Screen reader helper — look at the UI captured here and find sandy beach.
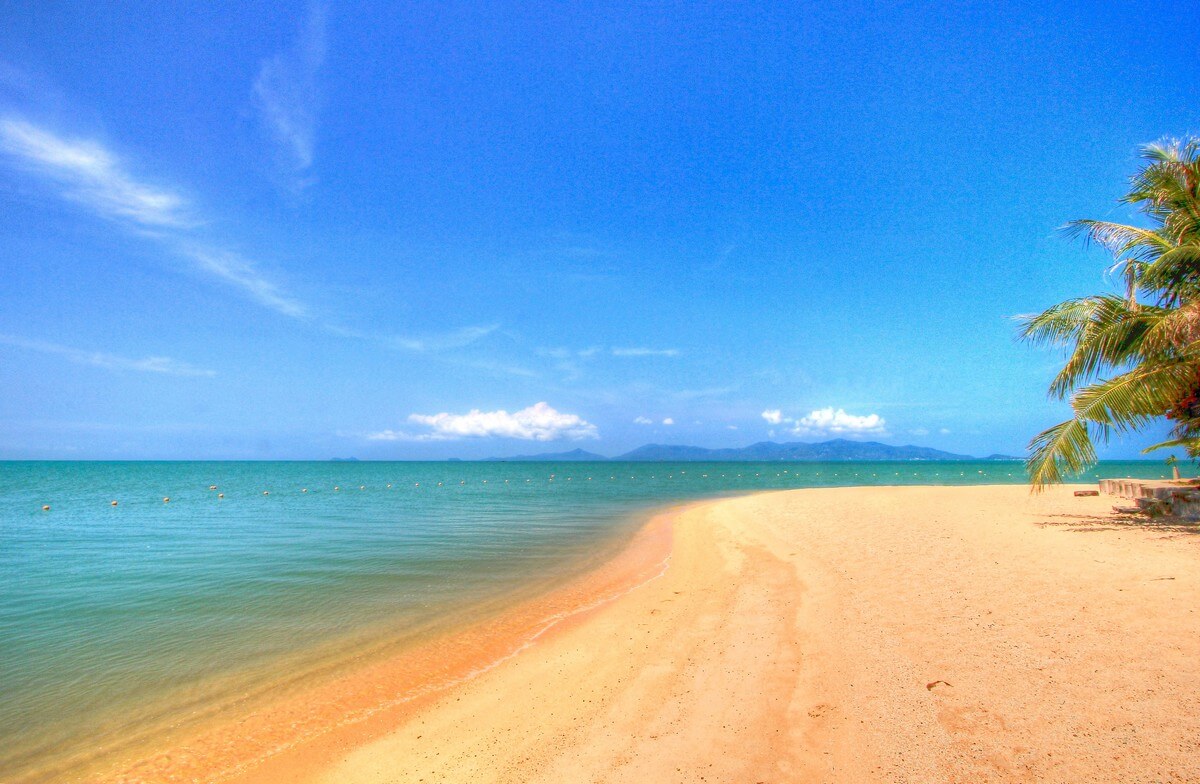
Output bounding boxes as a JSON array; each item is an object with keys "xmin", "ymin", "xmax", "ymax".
[
  {"xmin": 100, "ymin": 483, "xmax": 1200, "ymax": 784},
  {"xmin": 221, "ymin": 484, "xmax": 1200, "ymax": 784}
]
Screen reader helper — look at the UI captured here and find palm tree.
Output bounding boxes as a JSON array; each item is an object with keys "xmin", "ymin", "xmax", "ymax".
[{"xmin": 1019, "ymin": 137, "xmax": 1200, "ymax": 487}]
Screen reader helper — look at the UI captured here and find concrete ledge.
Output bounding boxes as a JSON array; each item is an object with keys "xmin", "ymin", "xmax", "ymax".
[{"xmin": 1098, "ymin": 477, "xmax": 1200, "ymax": 520}]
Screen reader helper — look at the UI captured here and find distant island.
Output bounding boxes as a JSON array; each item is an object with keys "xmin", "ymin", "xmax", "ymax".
[{"xmin": 484, "ymin": 440, "xmax": 1023, "ymax": 462}]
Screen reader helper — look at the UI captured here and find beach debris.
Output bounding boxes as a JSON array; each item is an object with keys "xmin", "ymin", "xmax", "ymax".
[
  {"xmin": 1074, "ymin": 490, "xmax": 1100, "ymax": 497},
  {"xmin": 926, "ymin": 680, "xmax": 952, "ymax": 691}
]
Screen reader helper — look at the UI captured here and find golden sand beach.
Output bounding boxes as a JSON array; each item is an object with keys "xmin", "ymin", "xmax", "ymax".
[{"xmin": 117, "ymin": 485, "xmax": 1200, "ymax": 783}]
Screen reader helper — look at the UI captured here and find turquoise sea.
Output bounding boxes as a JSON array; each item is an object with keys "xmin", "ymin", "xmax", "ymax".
[{"xmin": 0, "ymin": 459, "xmax": 1174, "ymax": 781}]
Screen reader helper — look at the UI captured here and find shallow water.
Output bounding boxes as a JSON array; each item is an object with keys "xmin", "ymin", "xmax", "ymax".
[{"xmin": 0, "ymin": 459, "xmax": 1172, "ymax": 781}]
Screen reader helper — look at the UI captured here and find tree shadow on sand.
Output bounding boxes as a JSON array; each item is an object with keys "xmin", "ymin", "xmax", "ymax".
[{"xmin": 1036, "ymin": 511, "xmax": 1200, "ymax": 538}]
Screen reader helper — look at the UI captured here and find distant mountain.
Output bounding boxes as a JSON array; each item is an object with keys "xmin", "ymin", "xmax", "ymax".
[
  {"xmin": 613, "ymin": 439, "xmax": 974, "ymax": 462},
  {"xmin": 484, "ymin": 447, "xmax": 609, "ymax": 462},
  {"xmin": 481, "ymin": 439, "xmax": 993, "ymax": 462}
]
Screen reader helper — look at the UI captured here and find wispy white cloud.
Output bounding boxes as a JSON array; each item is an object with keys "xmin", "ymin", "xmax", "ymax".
[
  {"xmin": 661, "ymin": 417, "xmax": 675, "ymax": 425},
  {"xmin": 179, "ymin": 245, "xmax": 308, "ymax": 318},
  {"xmin": 633, "ymin": 416, "xmax": 653, "ymax": 425},
  {"xmin": 611, "ymin": 347, "xmax": 680, "ymax": 357},
  {"xmin": 763, "ymin": 406, "xmax": 887, "ymax": 437},
  {"xmin": 672, "ymin": 385, "xmax": 738, "ymax": 401},
  {"xmin": 369, "ymin": 402, "xmax": 597, "ymax": 442},
  {"xmin": 0, "ymin": 116, "xmax": 312, "ymax": 319},
  {"xmin": 0, "ymin": 333, "xmax": 215, "ymax": 377},
  {"xmin": 386, "ymin": 324, "xmax": 499, "ymax": 352},
  {"xmin": 0, "ymin": 118, "xmax": 191, "ymax": 229},
  {"xmin": 542, "ymin": 346, "xmax": 680, "ymax": 360},
  {"xmin": 253, "ymin": 3, "xmax": 326, "ymax": 189}
]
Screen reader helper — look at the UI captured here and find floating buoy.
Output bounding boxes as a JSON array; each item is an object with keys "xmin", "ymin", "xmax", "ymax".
[
  {"xmin": 218, "ymin": 493, "xmax": 224, "ymax": 498},
  {"xmin": 302, "ymin": 488, "xmax": 308, "ymax": 493},
  {"xmin": 163, "ymin": 497, "xmax": 170, "ymax": 503},
  {"xmin": 263, "ymin": 491, "xmax": 270, "ymax": 496},
  {"xmin": 415, "ymin": 483, "xmax": 420, "ymax": 487},
  {"xmin": 359, "ymin": 486, "xmax": 365, "ymax": 490},
  {"xmin": 111, "ymin": 500, "xmax": 118, "ymax": 506},
  {"xmin": 209, "ymin": 485, "xmax": 217, "ymax": 490},
  {"xmin": 334, "ymin": 486, "xmax": 340, "ymax": 491},
  {"xmin": 386, "ymin": 484, "xmax": 392, "ymax": 488},
  {"xmin": 41, "ymin": 505, "xmax": 50, "ymax": 511}
]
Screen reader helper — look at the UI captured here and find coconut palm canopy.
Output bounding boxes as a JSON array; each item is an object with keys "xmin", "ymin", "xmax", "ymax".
[{"xmin": 1020, "ymin": 137, "xmax": 1200, "ymax": 487}]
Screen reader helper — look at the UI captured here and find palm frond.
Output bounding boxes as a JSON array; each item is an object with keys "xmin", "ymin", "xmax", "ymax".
[
  {"xmin": 1070, "ymin": 362, "xmax": 1197, "ymax": 430},
  {"xmin": 1141, "ymin": 244, "xmax": 1200, "ymax": 302},
  {"xmin": 1026, "ymin": 418, "xmax": 1097, "ymax": 490},
  {"xmin": 1140, "ymin": 436, "xmax": 1200, "ymax": 454},
  {"xmin": 1062, "ymin": 220, "xmax": 1171, "ymax": 261}
]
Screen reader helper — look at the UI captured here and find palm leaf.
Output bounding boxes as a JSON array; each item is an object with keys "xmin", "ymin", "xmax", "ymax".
[
  {"xmin": 1070, "ymin": 362, "xmax": 1196, "ymax": 430},
  {"xmin": 1141, "ymin": 436, "xmax": 1200, "ymax": 454},
  {"xmin": 1026, "ymin": 418, "xmax": 1097, "ymax": 489}
]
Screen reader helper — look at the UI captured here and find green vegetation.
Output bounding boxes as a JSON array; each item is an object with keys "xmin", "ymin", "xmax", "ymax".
[{"xmin": 1019, "ymin": 138, "xmax": 1200, "ymax": 487}]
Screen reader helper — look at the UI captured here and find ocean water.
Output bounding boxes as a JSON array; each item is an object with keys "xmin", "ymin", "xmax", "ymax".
[{"xmin": 0, "ymin": 459, "xmax": 1173, "ymax": 781}]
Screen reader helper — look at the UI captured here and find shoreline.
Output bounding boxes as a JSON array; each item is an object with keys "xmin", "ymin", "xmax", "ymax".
[
  {"xmin": 45, "ymin": 482, "xmax": 1200, "ymax": 782},
  {"xmin": 78, "ymin": 502, "xmax": 679, "ymax": 784},
  {"xmin": 292, "ymin": 484, "xmax": 1199, "ymax": 783}
]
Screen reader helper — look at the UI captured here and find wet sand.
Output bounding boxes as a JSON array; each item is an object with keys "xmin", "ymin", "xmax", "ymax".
[
  {"xmin": 284, "ymin": 485, "xmax": 1200, "ymax": 783},
  {"xmin": 94, "ymin": 514, "xmax": 674, "ymax": 784}
]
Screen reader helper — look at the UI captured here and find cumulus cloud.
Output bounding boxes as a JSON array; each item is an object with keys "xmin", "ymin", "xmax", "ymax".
[
  {"xmin": 662, "ymin": 417, "xmax": 675, "ymax": 425},
  {"xmin": 909, "ymin": 428, "xmax": 930, "ymax": 436},
  {"xmin": 633, "ymin": 416, "xmax": 653, "ymax": 425},
  {"xmin": 0, "ymin": 333, "xmax": 215, "ymax": 377},
  {"xmin": 796, "ymin": 407, "xmax": 885, "ymax": 435},
  {"xmin": 369, "ymin": 402, "xmax": 598, "ymax": 442},
  {"xmin": 253, "ymin": 2, "xmax": 326, "ymax": 188},
  {"xmin": 0, "ymin": 118, "xmax": 191, "ymax": 229},
  {"xmin": 761, "ymin": 406, "xmax": 887, "ymax": 437}
]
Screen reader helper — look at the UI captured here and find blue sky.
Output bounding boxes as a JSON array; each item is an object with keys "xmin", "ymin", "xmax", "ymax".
[{"xmin": 0, "ymin": 1, "xmax": 1196, "ymax": 460}]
